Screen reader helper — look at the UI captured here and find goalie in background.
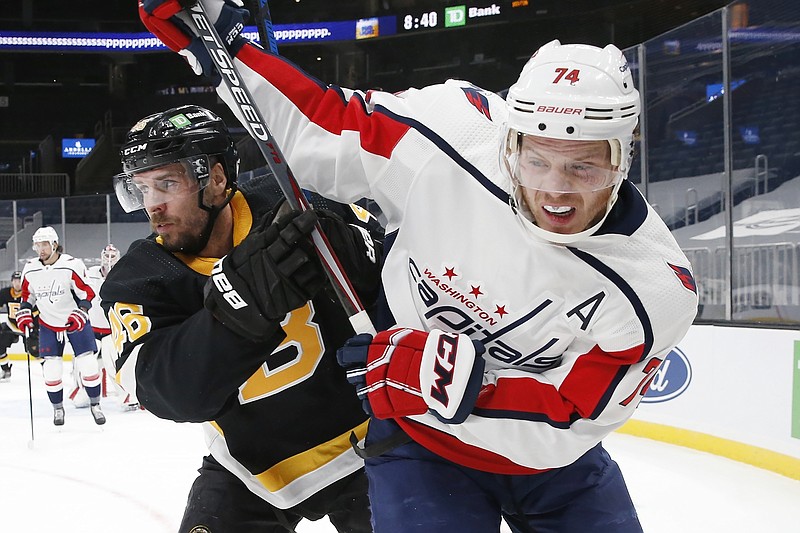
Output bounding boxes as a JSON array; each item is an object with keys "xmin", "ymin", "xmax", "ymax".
[
  {"xmin": 71, "ymin": 244, "xmax": 141, "ymax": 411},
  {"xmin": 102, "ymin": 105, "xmax": 383, "ymax": 532},
  {"xmin": 18, "ymin": 227, "xmax": 106, "ymax": 426}
]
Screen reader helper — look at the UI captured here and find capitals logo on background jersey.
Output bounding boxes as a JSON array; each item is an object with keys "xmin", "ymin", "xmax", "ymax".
[{"xmin": 462, "ymin": 87, "xmax": 492, "ymax": 120}]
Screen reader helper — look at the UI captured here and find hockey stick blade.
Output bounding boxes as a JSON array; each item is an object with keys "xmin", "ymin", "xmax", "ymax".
[{"xmin": 186, "ymin": 1, "xmax": 376, "ymax": 335}]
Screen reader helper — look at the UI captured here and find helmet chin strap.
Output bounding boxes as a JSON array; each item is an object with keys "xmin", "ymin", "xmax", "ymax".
[
  {"xmin": 195, "ymin": 184, "xmax": 238, "ymax": 254},
  {"xmin": 509, "ymin": 178, "xmax": 624, "ymax": 245}
]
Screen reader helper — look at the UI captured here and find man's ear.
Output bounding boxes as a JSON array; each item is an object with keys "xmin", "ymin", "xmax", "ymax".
[{"xmin": 207, "ymin": 162, "xmax": 228, "ymax": 198}]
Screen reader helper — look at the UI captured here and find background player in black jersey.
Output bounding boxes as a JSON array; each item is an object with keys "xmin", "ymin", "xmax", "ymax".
[
  {"xmin": 0, "ymin": 271, "xmax": 24, "ymax": 381},
  {"xmin": 0, "ymin": 271, "xmax": 40, "ymax": 382},
  {"xmin": 101, "ymin": 105, "xmax": 382, "ymax": 532}
]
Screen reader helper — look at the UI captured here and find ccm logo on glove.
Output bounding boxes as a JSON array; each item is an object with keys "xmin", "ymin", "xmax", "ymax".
[
  {"xmin": 210, "ymin": 259, "xmax": 248, "ymax": 310},
  {"xmin": 420, "ymin": 331, "xmax": 485, "ymax": 422}
]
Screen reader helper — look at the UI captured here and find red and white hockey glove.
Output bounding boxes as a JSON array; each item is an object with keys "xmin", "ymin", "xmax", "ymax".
[
  {"xmin": 337, "ymin": 328, "xmax": 486, "ymax": 424},
  {"xmin": 139, "ymin": 0, "xmax": 249, "ymax": 79},
  {"xmin": 65, "ymin": 308, "xmax": 89, "ymax": 333},
  {"xmin": 15, "ymin": 304, "xmax": 34, "ymax": 333}
]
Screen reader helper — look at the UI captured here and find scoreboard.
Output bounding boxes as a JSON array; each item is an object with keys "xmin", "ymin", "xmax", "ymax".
[
  {"xmin": 0, "ymin": 2, "xmax": 537, "ymax": 52},
  {"xmin": 399, "ymin": 3, "xmax": 515, "ymax": 33}
]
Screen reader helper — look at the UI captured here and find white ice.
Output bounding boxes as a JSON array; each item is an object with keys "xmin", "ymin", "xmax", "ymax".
[{"xmin": 1, "ymin": 361, "xmax": 799, "ymax": 533}]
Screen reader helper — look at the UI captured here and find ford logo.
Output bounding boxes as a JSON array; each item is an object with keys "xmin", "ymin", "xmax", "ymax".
[{"xmin": 641, "ymin": 347, "xmax": 692, "ymax": 403}]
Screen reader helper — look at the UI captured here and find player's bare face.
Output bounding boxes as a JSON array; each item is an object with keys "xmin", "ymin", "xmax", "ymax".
[
  {"xmin": 133, "ymin": 163, "xmax": 210, "ymax": 253},
  {"xmin": 516, "ymin": 137, "xmax": 616, "ymax": 236}
]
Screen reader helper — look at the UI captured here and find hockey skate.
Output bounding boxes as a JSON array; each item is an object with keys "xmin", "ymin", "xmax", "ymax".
[
  {"xmin": 0, "ymin": 364, "xmax": 11, "ymax": 382},
  {"xmin": 53, "ymin": 406, "xmax": 65, "ymax": 426},
  {"xmin": 90, "ymin": 404, "xmax": 106, "ymax": 425}
]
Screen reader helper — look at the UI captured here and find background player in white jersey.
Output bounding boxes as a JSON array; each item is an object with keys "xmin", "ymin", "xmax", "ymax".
[
  {"xmin": 17, "ymin": 227, "xmax": 106, "ymax": 426},
  {"xmin": 142, "ymin": 3, "xmax": 698, "ymax": 530}
]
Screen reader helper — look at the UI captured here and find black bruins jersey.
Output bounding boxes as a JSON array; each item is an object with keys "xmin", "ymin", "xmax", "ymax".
[
  {"xmin": 0, "ymin": 286, "xmax": 39, "ymax": 356},
  {"xmin": 101, "ymin": 174, "xmax": 382, "ymax": 508},
  {"xmin": 1, "ymin": 286, "xmax": 24, "ymax": 331}
]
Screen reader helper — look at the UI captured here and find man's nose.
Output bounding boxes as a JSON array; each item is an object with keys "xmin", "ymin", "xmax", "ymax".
[{"xmin": 539, "ymin": 167, "xmax": 573, "ymax": 192}]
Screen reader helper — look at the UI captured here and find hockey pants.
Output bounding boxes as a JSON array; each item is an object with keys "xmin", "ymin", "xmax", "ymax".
[
  {"xmin": 364, "ymin": 417, "xmax": 643, "ymax": 533},
  {"xmin": 179, "ymin": 455, "xmax": 372, "ymax": 533}
]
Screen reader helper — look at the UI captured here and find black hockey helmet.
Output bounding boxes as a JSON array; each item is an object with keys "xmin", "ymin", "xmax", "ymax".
[
  {"xmin": 115, "ymin": 105, "xmax": 239, "ymax": 213},
  {"xmin": 121, "ymin": 105, "xmax": 238, "ymax": 182},
  {"xmin": 11, "ymin": 271, "xmax": 21, "ymax": 280}
]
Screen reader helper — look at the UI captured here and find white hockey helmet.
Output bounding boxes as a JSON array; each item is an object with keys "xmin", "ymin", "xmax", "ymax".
[
  {"xmin": 101, "ymin": 244, "xmax": 120, "ymax": 274},
  {"xmin": 31, "ymin": 226, "xmax": 59, "ymax": 251},
  {"xmin": 502, "ymin": 40, "xmax": 640, "ymax": 243}
]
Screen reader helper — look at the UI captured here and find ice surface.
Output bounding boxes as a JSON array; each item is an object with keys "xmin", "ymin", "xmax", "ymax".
[{"xmin": 1, "ymin": 362, "xmax": 798, "ymax": 532}]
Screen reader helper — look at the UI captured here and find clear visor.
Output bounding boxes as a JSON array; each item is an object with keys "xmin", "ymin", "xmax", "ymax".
[
  {"xmin": 508, "ymin": 135, "xmax": 622, "ymax": 194},
  {"xmin": 33, "ymin": 241, "xmax": 55, "ymax": 252},
  {"xmin": 113, "ymin": 156, "xmax": 210, "ymax": 213}
]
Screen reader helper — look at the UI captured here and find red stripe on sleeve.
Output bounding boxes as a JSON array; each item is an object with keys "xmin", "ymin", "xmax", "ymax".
[
  {"xmin": 72, "ymin": 271, "xmax": 95, "ymax": 302},
  {"xmin": 558, "ymin": 344, "xmax": 644, "ymax": 418},
  {"xmin": 474, "ymin": 343, "xmax": 645, "ymax": 423},
  {"xmin": 238, "ymin": 45, "xmax": 411, "ymax": 159}
]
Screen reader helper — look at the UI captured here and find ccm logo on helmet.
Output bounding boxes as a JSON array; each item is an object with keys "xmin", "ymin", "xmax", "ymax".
[
  {"xmin": 123, "ymin": 143, "xmax": 147, "ymax": 156},
  {"xmin": 536, "ymin": 106, "xmax": 583, "ymax": 115},
  {"xmin": 211, "ymin": 259, "xmax": 248, "ymax": 310}
]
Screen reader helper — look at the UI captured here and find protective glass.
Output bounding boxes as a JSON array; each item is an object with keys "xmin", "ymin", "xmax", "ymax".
[
  {"xmin": 509, "ymin": 135, "xmax": 622, "ymax": 194},
  {"xmin": 113, "ymin": 156, "xmax": 210, "ymax": 213}
]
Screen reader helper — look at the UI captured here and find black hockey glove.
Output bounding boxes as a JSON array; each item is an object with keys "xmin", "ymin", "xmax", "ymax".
[
  {"xmin": 315, "ymin": 209, "xmax": 382, "ymax": 306},
  {"xmin": 204, "ymin": 208, "xmax": 327, "ymax": 342}
]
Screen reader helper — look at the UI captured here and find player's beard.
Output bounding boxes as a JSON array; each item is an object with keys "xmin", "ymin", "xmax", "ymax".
[{"xmin": 150, "ymin": 209, "xmax": 212, "ymax": 255}]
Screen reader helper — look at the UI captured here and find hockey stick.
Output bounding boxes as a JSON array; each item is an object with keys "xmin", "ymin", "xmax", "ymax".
[
  {"xmin": 24, "ymin": 328, "xmax": 34, "ymax": 448},
  {"xmin": 186, "ymin": 1, "xmax": 376, "ymax": 335},
  {"xmin": 247, "ymin": 0, "xmax": 278, "ymax": 54}
]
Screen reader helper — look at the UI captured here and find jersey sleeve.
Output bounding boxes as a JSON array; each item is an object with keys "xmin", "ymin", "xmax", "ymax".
[
  {"xmin": 100, "ymin": 242, "xmax": 287, "ymax": 423},
  {"xmin": 20, "ymin": 265, "xmax": 35, "ymax": 307},
  {"xmin": 69, "ymin": 258, "xmax": 95, "ymax": 306},
  {"xmin": 224, "ymin": 43, "xmax": 444, "ymax": 231}
]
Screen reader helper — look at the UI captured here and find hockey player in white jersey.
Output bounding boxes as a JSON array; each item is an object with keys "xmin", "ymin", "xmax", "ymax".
[
  {"xmin": 17, "ymin": 227, "xmax": 106, "ymax": 426},
  {"xmin": 141, "ymin": 3, "xmax": 698, "ymax": 530}
]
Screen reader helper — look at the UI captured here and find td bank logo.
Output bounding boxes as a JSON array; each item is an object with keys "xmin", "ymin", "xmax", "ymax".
[{"xmin": 445, "ymin": 5, "xmax": 466, "ymax": 27}]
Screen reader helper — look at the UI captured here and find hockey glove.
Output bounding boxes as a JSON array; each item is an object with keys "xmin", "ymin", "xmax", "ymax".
[
  {"xmin": 315, "ymin": 209, "xmax": 381, "ymax": 306},
  {"xmin": 337, "ymin": 328, "xmax": 486, "ymax": 424},
  {"xmin": 204, "ymin": 209, "xmax": 327, "ymax": 342},
  {"xmin": 15, "ymin": 304, "xmax": 34, "ymax": 334},
  {"xmin": 65, "ymin": 308, "xmax": 90, "ymax": 333},
  {"xmin": 139, "ymin": 0, "xmax": 249, "ymax": 79}
]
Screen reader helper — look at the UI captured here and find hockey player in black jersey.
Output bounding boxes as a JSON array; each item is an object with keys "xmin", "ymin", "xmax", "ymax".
[
  {"xmin": 0, "ymin": 271, "xmax": 40, "ymax": 381},
  {"xmin": 102, "ymin": 105, "xmax": 382, "ymax": 532}
]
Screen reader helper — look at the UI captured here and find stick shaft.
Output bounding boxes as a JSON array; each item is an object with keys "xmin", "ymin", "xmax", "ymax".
[
  {"xmin": 24, "ymin": 329, "xmax": 34, "ymax": 443},
  {"xmin": 188, "ymin": 2, "xmax": 376, "ymax": 335}
]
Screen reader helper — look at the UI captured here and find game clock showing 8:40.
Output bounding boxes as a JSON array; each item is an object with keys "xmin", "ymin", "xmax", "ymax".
[{"xmin": 401, "ymin": 11, "xmax": 440, "ymax": 31}]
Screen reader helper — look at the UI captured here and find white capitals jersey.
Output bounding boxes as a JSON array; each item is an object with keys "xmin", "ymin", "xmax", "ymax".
[
  {"xmin": 86, "ymin": 265, "xmax": 110, "ymax": 334},
  {"xmin": 224, "ymin": 44, "xmax": 699, "ymax": 474},
  {"xmin": 21, "ymin": 253, "xmax": 95, "ymax": 331}
]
